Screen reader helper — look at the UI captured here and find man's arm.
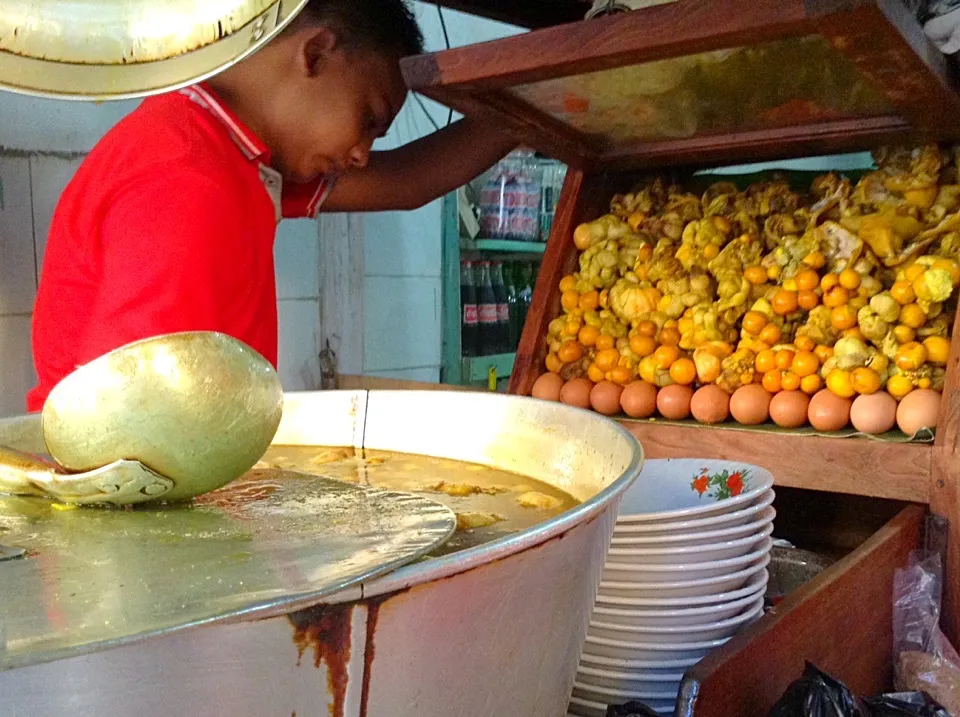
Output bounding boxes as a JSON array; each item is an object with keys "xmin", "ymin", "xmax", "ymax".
[{"xmin": 321, "ymin": 116, "xmax": 517, "ymax": 213}]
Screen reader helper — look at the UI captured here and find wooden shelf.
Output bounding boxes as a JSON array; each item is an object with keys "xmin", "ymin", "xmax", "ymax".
[
  {"xmin": 403, "ymin": 0, "xmax": 960, "ymax": 171},
  {"xmin": 619, "ymin": 420, "xmax": 932, "ymax": 503},
  {"xmin": 461, "ymin": 352, "xmax": 516, "ymax": 383},
  {"xmin": 461, "ymin": 238, "xmax": 547, "ymax": 255}
]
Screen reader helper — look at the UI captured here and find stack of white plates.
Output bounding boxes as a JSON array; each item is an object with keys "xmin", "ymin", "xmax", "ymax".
[{"xmin": 570, "ymin": 459, "xmax": 775, "ymax": 717}]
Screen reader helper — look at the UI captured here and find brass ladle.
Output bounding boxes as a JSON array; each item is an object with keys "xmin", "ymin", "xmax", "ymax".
[{"xmin": 0, "ymin": 332, "xmax": 284, "ymax": 507}]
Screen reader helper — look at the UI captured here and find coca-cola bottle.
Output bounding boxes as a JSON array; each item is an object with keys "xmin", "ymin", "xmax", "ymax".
[
  {"xmin": 491, "ymin": 261, "xmax": 511, "ymax": 353},
  {"xmin": 504, "ymin": 262, "xmax": 521, "ymax": 349},
  {"xmin": 518, "ymin": 262, "xmax": 535, "ymax": 330},
  {"xmin": 460, "ymin": 261, "xmax": 479, "ymax": 357},
  {"xmin": 476, "ymin": 261, "xmax": 499, "ymax": 356}
]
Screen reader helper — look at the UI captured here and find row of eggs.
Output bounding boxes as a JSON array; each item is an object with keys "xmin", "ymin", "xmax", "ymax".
[{"xmin": 531, "ymin": 373, "xmax": 940, "ymax": 437}]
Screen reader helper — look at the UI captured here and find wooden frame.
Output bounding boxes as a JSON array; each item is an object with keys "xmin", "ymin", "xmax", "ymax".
[
  {"xmin": 403, "ymin": 0, "xmax": 960, "ymax": 172},
  {"xmin": 505, "ymin": 162, "xmax": 960, "ymax": 644}
]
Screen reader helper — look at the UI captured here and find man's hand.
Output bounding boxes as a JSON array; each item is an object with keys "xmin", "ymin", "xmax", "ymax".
[{"xmin": 321, "ymin": 115, "xmax": 518, "ymax": 212}]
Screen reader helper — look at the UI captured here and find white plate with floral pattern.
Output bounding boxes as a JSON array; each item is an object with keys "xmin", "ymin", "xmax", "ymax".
[{"xmin": 616, "ymin": 459, "xmax": 774, "ymax": 524}]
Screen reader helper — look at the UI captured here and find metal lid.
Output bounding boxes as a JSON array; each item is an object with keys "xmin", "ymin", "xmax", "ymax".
[
  {"xmin": 0, "ymin": 0, "xmax": 309, "ymax": 100},
  {"xmin": 0, "ymin": 468, "xmax": 456, "ymax": 671}
]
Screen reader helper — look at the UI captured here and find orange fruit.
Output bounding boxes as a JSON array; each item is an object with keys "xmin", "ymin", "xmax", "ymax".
[
  {"xmin": 851, "ymin": 367, "xmax": 881, "ymax": 395},
  {"xmin": 563, "ymin": 319, "xmax": 581, "ymax": 337},
  {"xmin": 803, "ymin": 252, "xmax": 827, "ymax": 270},
  {"xmin": 795, "ymin": 269, "xmax": 820, "ymax": 292},
  {"xmin": 775, "ymin": 349, "xmax": 796, "ymax": 371},
  {"xmin": 820, "ymin": 273, "xmax": 840, "ymax": 292},
  {"xmin": 758, "ymin": 323, "xmax": 782, "ymax": 347},
  {"xmin": 923, "ymin": 336, "xmax": 951, "ymax": 364},
  {"xmin": 826, "ymin": 369, "xmax": 856, "ymax": 399},
  {"xmin": 843, "ymin": 327, "xmax": 866, "ymax": 342},
  {"xmin": 838, "ymin": 269, "xmax": 861, "ymax": 290},
  {"xmin": 558, "ymin": 340, "xmax": 584, "ymax": 364},
  {"xmin": 744, "ymin": 266, "xmax": 768, "ymax": 285},
  {"xmin": 669, "ymin": 358, "xmax": 697, "ymax": 385},
  {"xmin": 636, "ymin": 320, "xmax": 658, "ymax": 337},
  {"xmin": 559, "ymin": 275, "xmax": 577, "ymax": 293},
  {"xmin": 587, "ymin": 363, "xmax": 605, "ymax": 383},
  {"xmin": 822, "ymin": 286, "xmax": 850, "ymax": 308},
  {"xmin": 608, "ymin": 366, "xmax": 633, "ymax": 385},
  {"xmin": 900, "ymin": 303, "xmax": 926, "ymax": 329},
  {"xmin": 792, "ymin": 350, "xmax": 819, "ymax": 378},
  {"xmin": 703, "ymin": 244, "xmax": 720, "ymax": 261},
  {"xmin": 904, "ymin": 263, "xmax": 926, "ymax": 282},
  {"xmin": 814, "ymin": 345, "xmax": 834, "ymax": 364},
  {"xmin": 653, "ymin": 345, "xmax": 681, "ymax": 370},
  {"xmin": 798, "ymin": 290, "xmax": 819, "ymax": 311},
  {"xmin": 636, "ymin": 243, "xmax": 653, "ymax": 261},
  {"xmin": 579, "ymin": 290, "xmax": 600, "ymax": 311},
  {"xmin": 830, "ymin": 305, "xmax": 857, "ymax": 331},
  {"xmin": 578, "ymin": 325, "xmax": 601, "ymax": 348},
  {"xmin": 742, "ymin": 311, "xmax": 768, "ymax": 336},
  {"xmin": 659, "ymin": 327, "xmax": 681, "ymax": 347},
  {"xmin": 629, "ymin": 334, "xmax": 657, "ymax": 358},
  {"xmin": 781, "ymin": 372, "xmax": 801, "ymax": 392},
  {"xmin": 890, "ymin": 280, "xmax": 916, "ymax": 305},
  {"xmin": 887, "ymin": 374, "xmax": 914, "ymax": 400},
  {"xmin": 893, "ymin": 324, "xmax": 916, "ymax": 344},
  {"xmin": 772, "ymin": 290, "xmax": 799, "ymax": 316},
  {"xmin": 896, "ymin": 342, "xmax": 928, "ymax": 371},
  {"xmin": 795, "ymin": 335, "xmax": 816, "ymax": 352},
  {"xmin": 800, "ymin": 374, "xmax": 823, "ymax": 395},
  {"xmin": 561, "ymin": 290, "xmax": 580, "ymax": 312},
  {"xmin": 767, "ymin": 265, "xmax": 782, "ymax": 281},
  {"xmin": 596, "ymin": 335, "xmax": 616, "ymax": 351},
  {"xmin": 762, "ymin": 369, "xmax": 783, "ymax": 393},
  {"xmin": 545, "ymin": 352, "xmax": 563, "ymax": 374},
  {"xmin": 595, "ymin": 348, "xmax": 621, "ymax": 372},
  {"xmin": 755, "ymin": 349, "xmax": 778, "ymax": 374},
  {"xmin": 573, "ymin": 224, "xmax": 593, "ymax": 250}
]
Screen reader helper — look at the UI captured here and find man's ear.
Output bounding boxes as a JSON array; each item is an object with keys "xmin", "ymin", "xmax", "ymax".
[{"xmin": 301, "ymin": 26, "xmax": 338, "ymax": 77}]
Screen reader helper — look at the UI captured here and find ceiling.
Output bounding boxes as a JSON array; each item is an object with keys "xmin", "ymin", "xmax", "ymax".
[{"xmin": 432, "ymin": 0, "xmax": 589, "ymax": 29}]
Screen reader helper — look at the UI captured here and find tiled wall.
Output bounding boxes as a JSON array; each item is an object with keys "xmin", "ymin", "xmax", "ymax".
[
  {"xmin": 361, "ymin": 5, "xmax": 523, "ymax": 382},
  {"xmin": 0, "ymin": 153, "xmax": 323, "ymax": 416}
]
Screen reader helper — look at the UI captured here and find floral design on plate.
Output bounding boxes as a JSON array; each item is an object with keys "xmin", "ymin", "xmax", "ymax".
[{"xmin": 691, "ymin": 466, "xmax": 749, "ymax": 501}]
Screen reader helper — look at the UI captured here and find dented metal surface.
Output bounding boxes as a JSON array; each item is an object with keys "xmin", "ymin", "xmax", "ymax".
[
  {"xmin": 0, "ymin": 0, "xmax": 310, "ymax": 100},
  {"xmin": 0, "ymin": 390, "xmax": 643, "ymax": 717}
]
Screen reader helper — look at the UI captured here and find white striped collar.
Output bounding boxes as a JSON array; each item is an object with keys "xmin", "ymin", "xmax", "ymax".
[{"xmin": 178, "ymin": 83, "xmax": 268, "ymax": 162}]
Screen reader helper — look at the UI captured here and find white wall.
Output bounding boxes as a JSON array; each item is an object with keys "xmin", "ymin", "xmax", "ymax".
[
  {"xmin": 360, "ymin": 4, "xmax": 523, "ymax": 382},
  {"xmin": 0, "ymin": 151, "xmax": 323, "ymax": 415}
]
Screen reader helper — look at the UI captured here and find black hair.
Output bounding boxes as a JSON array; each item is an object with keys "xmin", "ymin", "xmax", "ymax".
[{"xmin": 292, "ymin": 0, "xmax": 425, "ymax": 58}]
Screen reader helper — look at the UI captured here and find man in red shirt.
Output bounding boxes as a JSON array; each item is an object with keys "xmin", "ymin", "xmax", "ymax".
[{"xmin": 28, "ymin": 0, "xmax": 516, "ymax": 411}]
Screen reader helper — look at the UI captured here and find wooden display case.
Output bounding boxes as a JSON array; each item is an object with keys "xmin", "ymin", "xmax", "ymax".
[{"xmin": 403, "ymin": 1, "xmax": 960, "ymax": 713}]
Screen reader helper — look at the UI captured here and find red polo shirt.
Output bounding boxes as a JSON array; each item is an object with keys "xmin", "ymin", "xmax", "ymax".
[{"xmin": 27, "ymin": 83, "xmax": 333, "ymax": 412}]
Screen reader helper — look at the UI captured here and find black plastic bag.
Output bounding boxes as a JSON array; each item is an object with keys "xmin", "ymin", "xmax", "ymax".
[
  {"xmin": 607, "ymin": 702, "xmax": 662, "ymax": 717},
  {"xmin": 864, "ymin": 692, "xmax": 952, "ymax": 717},
  {"xmin": 767, "ymin": 663, "xmax": 868, "ymax": 717}
]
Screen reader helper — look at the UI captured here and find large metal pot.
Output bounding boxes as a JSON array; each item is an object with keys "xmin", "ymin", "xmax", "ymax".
[
  {"xmin": 0, "ymin": 0, "xmax": 309, "ymax": 100},
  {"xmin": 0, "ymin": 390, "xmax": 643, "ymax": 717}
]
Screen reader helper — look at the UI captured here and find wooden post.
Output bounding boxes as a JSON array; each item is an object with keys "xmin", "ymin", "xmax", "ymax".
[
  {"xmin": 319, "ymin": 213, "xmax": 365, "ymax": 383},
  {"xmin": 931, "ymin": 299, "xmax": 960, "ymax": 645}
]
